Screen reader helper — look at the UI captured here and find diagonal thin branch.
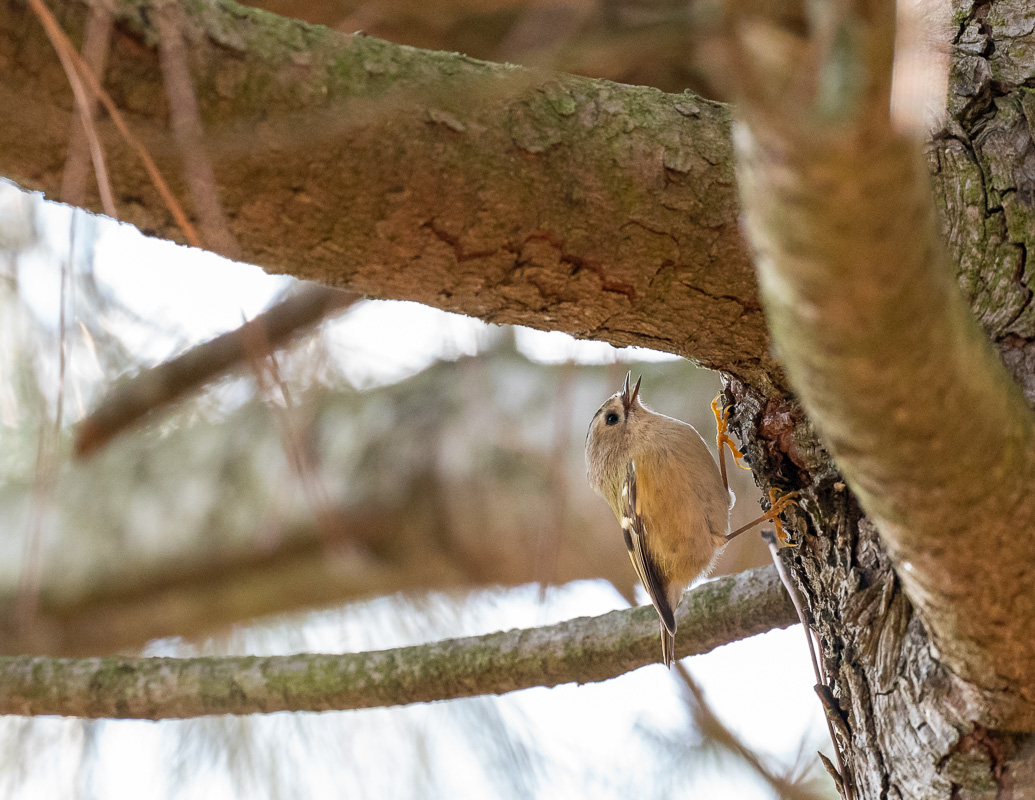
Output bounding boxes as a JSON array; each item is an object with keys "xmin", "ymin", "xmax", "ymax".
[
  {"xmin": 58, "ymin": 1, "xmax": 112, "ymax": 208},
  {"xmin": 154, "ymin": 0, "xmax": 240, "ymax": 258},
  {"xmin": 0, "ymin": 566, "xmax": 795, "ymax": 719},
  {"xmin": 28, "ymin": 0, "xmax": 116, "ymax": 217},
  {"xmin": 673, "ymin": 661, "xmax": 824, "ymax": 800},
  {"xmin": 26, "ymin": 0, "xmax": 201, "ymax": 245},
  {"xmin": 73, "ymin": 284, "xmax": 356, "ymax": 457}
]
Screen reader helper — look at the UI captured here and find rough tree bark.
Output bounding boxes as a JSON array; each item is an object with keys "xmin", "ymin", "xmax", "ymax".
[
  {"xmin": 3, "ymin": 0, "xmax": 1035, "ymax": 796},
  {"xmin": 717, "ymin": 0, "xmax": 1035, "ymax": 796},
  {"xmin": 1, "ymin": 0, "xmax": 767, "ymax": 388}
]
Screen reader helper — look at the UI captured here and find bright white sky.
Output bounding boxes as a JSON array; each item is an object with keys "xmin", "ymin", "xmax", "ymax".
[{"xmin": 2, "ymin": 183, "xmax": 831, "ymax": 800}]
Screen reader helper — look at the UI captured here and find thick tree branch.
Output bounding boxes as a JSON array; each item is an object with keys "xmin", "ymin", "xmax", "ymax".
[
  {"xmin": 1, "ymin": 0, "xmax": 774, "ymax": 388},
  {"xmin": 722, "ymin": 0, "xmax": 1035, "ymax": 723},
  {"xmin": 4, "ymin": 0, "xmax": 1033, "ymax": 396},
  {"xmin": 0, "ymin": 566, "xmax": 794, "ymax": 719}
]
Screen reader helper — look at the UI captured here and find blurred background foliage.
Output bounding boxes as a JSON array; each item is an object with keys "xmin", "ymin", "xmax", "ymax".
[
  {"xmin": 240, "ymin": 0, "xmax": 718, "ymax": 98},
  {"xmin": 0, "ymin": 0, "xmax": 836, "ymax": 794},
  {"xmin": 0, "ymin": 188, "xmax": 767, "ymax": 655},
  {"xmin": 0, "ymin": 177, "xmax": 831, "ymax": 800}
]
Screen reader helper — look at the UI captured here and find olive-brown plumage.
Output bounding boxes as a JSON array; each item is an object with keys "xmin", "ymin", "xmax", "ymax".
[{"xmin": 585, "ymin": 373, "xmax": 732, "ymax": 667}]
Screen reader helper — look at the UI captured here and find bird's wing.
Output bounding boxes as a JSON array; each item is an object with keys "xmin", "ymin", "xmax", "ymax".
[{"xmin": 621, "ymin": 460, "xmax": 676, "ymax": 638}]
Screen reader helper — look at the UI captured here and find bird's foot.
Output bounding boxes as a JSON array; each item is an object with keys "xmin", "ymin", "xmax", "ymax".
[
  {"xmin": 768, "ymin": 488, "xmax": 800, "ymax": 547},
  {"xmin": 711, "ymin": 396, "xmax": 751, "ymax": 471}
]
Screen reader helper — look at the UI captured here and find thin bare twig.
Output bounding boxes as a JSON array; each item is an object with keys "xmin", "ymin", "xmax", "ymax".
[
  {"xmin": 28, "ymin": 0, "xmax": 200, "ymax": 246},
  {"xmin": 673, "ymin": 660, "xmax": 825, "ymax": 800},
  {"xmin": 74, "ymin": 284, "xmax": 357, "ymax": 457},
  {"xmin": 29, "ymin": 0, "xmax": 116, "ymax": 217},
  {"xmin": 765, "ymin": 532, "xmax": 853, "ymax": 800},
  {"xmin": 155, "ymin": 0, "xmax": 240, "ymax": 258},
  {"xmin": 59, "ymin": 2, "xmax": 113, "ymax": 208}
]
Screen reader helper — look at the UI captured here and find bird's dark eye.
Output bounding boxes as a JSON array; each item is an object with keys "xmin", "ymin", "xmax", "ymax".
[{"xmin": 605, "ymin": 412, "xmax": 620, "ymax": 426}]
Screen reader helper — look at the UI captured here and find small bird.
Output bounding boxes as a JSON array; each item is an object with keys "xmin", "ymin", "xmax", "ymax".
[{"xmin": 585, "ymin": 372, "xmax": 795, "ymax": 667}]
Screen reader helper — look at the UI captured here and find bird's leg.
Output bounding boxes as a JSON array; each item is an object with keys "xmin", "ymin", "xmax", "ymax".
[
  {"xmin": 711, "ymin": 396, "xmax": 798, "ymax": 544},
  {"xmin": 711, "ymin": 395, "xmax": 752, "ymax": 493},
  {"xmin": 725, "ymin": 488, "xmax": 800, "ymax": 545}
]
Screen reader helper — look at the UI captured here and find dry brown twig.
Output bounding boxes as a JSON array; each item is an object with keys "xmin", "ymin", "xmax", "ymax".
[
  {"xmin": 673, "ymin": 659, "xmax": 827, "ymax": 800},
  {"xmin": 59, "ymin": 1, "xmax": 113, "ymax": 208},
  {"xmin": 28, "ymin": 0, "xmax": 200, "ymax": 245},
  {"xmin": 74, "ymin": 285, "xmax": 357, "ymax": 457},
  {"xmin": 154, "ymin": 0, "xmax": 241, "ymax": 259},
  {"xmin": 14, "ymin": 218, "xmax": 75, "ymax": 635},
  {"xmin": 29, "ymin": 0, "xmax": 116, "ymax": 217},
  {"xmin": 765, "ymin": 532, "xmax": 854, "ymax": 799}
]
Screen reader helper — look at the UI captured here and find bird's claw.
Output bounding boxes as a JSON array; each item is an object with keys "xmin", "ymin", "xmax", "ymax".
[
  {"xmin": 711, "ymin": 396, "xmax": 751, "ymax": 471},
  {"xmin": 768, "ymin": 488, "xmax": 800, "ymax": 547}
]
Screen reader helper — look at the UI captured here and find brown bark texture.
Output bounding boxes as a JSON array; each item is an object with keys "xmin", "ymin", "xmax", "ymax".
[
  {"xmin": 715, "ymin": 0, "xmax": 1035, "ymax": 797},
  {"xmin": 0, "ymin": 0, "xmax": 772, "ymax": 387}
]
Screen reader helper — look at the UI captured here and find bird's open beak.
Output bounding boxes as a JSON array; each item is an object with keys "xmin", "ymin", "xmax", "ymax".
[{"xmin": 621, "ymin": 371, "xmax": 642, "ymax": 412}]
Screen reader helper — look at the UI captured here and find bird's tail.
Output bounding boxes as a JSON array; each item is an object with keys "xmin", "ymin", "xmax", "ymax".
[{"xmin": 660, "ymin": 621, "xmax": 675, "ymax": 668}]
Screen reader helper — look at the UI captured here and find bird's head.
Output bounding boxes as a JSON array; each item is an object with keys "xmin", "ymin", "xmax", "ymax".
[{"xmin": 585, "ymin": 372, "xmax": 644, "ymax": 482}]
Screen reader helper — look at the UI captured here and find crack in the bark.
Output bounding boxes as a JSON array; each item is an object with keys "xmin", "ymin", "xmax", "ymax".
[
  {"xmin": 518, "ymin": 229, "xmax": 637, "ymax": 301},
  {"xmin": 619, "ymin": 217, "xmax": 680, "ymax": 245},
  {"xmin": 1004, "ymin": 241, "xmax": 1032, "ymax": 331},
  {"xmin": 680, "ymin": 280, "xmax": 763, "ymax": 317},
  {"xmin": 419, "ymin": 222, "xmax": 637, "ymax": 304},
  {"xmin": 421, "ymin": 219, "xmax": 499, "ymax": 263}
]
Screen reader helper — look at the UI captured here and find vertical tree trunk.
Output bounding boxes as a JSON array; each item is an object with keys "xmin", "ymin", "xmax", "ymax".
[
  {"xmin": 723, "ymin": 7, "xmax": 1035, "ymax": 783},
  {"xmin": 730, "ymin": 381, "xmax": 1035, "ymax": 798}
]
